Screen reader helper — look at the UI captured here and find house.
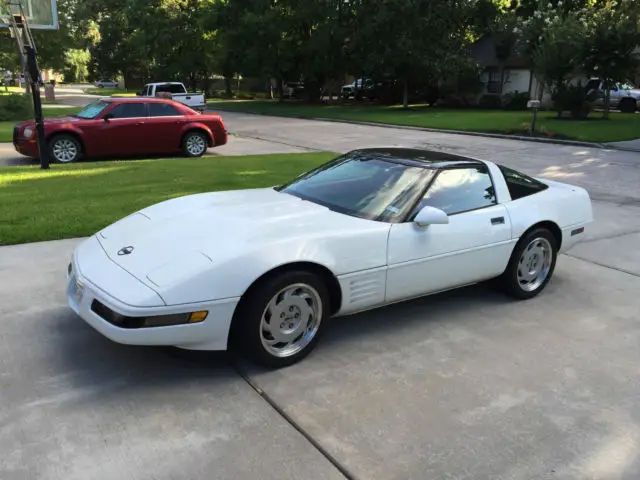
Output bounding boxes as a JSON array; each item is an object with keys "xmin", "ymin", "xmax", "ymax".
[{"xmin": 469, "ymin": 34, "xmax": 540, "ymax": 98}]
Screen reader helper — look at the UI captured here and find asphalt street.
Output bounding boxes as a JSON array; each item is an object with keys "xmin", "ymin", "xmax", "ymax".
[{"xmin": 2, "ymin": 110, "xmax": 640, "ymax": 479}]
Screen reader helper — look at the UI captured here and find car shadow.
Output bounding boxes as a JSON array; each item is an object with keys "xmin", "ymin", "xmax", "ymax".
[
  {"xmin": 50, "ymin": 277, "xmax": 564, "ymax": 385},
  {"xmin": 48, "ymin": 307, "xmax": 236, "ymax": 396}
]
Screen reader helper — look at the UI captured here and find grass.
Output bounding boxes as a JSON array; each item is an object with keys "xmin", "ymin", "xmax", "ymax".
[
  {"xmin": 0, "ymin": 107, "xmax": 82, "ymax": 142},
  {"xmin": 0, "ymin": 152, "xmax": 335, "ymax": 246},
  {"xmin": 207, "ymin": 101, "xmax": 640, "ymax": 143},
  {"xmin": 85, "ymin": 87, "xmax": 137, "ymax": 97},
  {"xmin": 0, "ymin": 86, "xmax": 25, "ymax": 95}
]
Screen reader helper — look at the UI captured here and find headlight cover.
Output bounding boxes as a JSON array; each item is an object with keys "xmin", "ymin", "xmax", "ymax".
[{"xmin": 23, "ymin": 127, "xmax": 34, "ymax": 138}]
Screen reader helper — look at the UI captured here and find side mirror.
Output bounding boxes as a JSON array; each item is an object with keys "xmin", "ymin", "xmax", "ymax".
[
  {"xmin": 102, "ymin": 113, "xmax": 114, "ymax": 122},
  {"xmin": 136, "ymin": 91, "xmax": 142, "ymax": 96},
  {"xmin": 413, "ymin": 206, "xmax": 449, "ymax": 227}
]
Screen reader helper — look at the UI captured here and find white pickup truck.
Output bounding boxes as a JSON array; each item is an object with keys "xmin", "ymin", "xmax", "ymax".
[
  {"xmin": 585, "ymin": 78, "xmax": 640, "ymax": 113},
  {"xmin": 138, "ymin": 82, "xmax": 206, "ymax": 111}
]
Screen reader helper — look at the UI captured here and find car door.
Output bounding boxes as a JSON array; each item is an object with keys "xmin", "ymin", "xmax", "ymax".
[
  {"xmin": 140, "ymin": 102, "xmax": 186, "ymax": 154},
  {"xmin": 385, "ymin": 165, "xmax": 513, "ymax": 303},
  {"xmin": 97, "ymin": 102, "xmax": 149, "ymax": 156}
]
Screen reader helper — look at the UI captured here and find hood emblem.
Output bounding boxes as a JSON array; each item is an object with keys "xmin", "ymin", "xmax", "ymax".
[{"xmin": 118, "ymin": 246, "xmax": 134, "ymax": 256}]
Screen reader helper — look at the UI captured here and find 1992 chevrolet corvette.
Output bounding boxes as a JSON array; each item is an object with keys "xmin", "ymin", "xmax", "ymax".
[{"xmin": 67, "ymin": 148, "xmax": 593, "ymax": 367}]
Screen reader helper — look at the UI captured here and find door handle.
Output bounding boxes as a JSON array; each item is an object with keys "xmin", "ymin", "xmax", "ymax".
[
  {"xmin": 491, "ymin": 216, "xmax": 505, "ymax": 225},
  {"xmin": 186, "ymin": 96, "xmax": 191, "ymax": 100},
  {"xmin": 135, "ymin": 122, "xmax": 145, "ymax": 125}
]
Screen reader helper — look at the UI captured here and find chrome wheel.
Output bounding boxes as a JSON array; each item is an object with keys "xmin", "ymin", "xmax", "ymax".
[
  {"xmin": 517, "ymin": 237, "xmax": 553, "ymax": 292},
  {"xmin": 185, "ymin": 134, "xmax": 207, "ymax": 156},
  {"xmin": 52, "ymin": 139, "xmax": 78, "ymax": 163},
  {"xmin": 259, "ymin": 283, "xmax": 323, "ymax": 358}
]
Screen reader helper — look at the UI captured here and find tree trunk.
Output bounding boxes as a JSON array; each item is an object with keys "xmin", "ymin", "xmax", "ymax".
[
  {"xmin": 402, "ymin": 79, "xmax": 409, "ymax": 109},
  {"xmin": 224, "ymin": 75, "xmax": 233, "ymax": 98},
  {"xmin": 603, "ymin": 87, "xmax": 610, "ymax": 120},
  {"xmin": 202, "ymin": 72, "xmax": 210, "ymax": 97},
  {"xmin": 277, "ymin": 76, "xmax": 284, "ymax": 102}
]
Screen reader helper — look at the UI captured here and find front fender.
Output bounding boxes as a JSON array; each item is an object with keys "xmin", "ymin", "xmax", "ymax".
[
  {"xmin": 45, "ymin": 126, "xmax": 86, "ymax": 149},
  {"xmin": 157, "ymin": 233, "xmax": 389, "ymax": 306}
]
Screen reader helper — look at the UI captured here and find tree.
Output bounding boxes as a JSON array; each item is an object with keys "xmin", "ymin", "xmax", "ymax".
[
  {"xmin": 581, "ymin": 0, "xmax": 640, "ymax": 117},
  {"xmin": 351, "ymin": 0, "xmax": 472, "ymax": 108}
]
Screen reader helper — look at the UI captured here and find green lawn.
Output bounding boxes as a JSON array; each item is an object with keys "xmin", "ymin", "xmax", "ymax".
[
  {"xmin": 85, "ymin": 87, "xmax": 137, "ymax": 97},
  {"xmin": 0, "ymin": 107, "xmax": 82, "ymax": 142},
  {"xmin": 208, "ymin": 101, "xmax": 640, "ymax": 143},
  {"xmin": 0, "ymin": 152, "xmax": 335, "ymax": 246},
  {"xmin": 0, "ymin": 86, "xmax": 25, "ymax": 95}
]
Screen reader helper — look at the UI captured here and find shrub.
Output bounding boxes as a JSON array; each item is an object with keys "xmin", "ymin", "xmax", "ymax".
[
  {"xmin": 478, "ymin": 94, "xmax": 502, "ymax": 109},
  {"xmin": 551, "ymin": 83, "xmax": 596, "ymax": 120},
  {"xmin": 502, "ymin": 91, "xmax": 530, "ymax": 111},
  {"xmin": 0, "ymin": 94, "xmax": 33, "ymax": 121}
]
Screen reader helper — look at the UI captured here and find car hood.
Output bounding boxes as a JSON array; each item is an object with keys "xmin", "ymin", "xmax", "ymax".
[
  {"xmin": 16, "ymin": 116, "xmax": 81, "ymax": 129},
  {"xmin": 96, "ymin": 187, "xmax": 386, "ymax": 290}
]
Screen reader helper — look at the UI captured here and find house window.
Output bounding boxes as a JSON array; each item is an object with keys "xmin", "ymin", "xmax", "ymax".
[{"xmin": 486, "ymin": 69, "xmax": 501, "ymax": 94}]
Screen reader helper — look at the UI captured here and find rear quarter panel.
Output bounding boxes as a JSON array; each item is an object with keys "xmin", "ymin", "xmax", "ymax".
[{"xmin": 504, "ymin": 180, "xmax": 593, "ymax": 253}]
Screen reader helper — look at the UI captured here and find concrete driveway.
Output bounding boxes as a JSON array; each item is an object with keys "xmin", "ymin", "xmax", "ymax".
[{"xmin": 2, "ymin": 114, "xmax": 640, "ymax": 479}]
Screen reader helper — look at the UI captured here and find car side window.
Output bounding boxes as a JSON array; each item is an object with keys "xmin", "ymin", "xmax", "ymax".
[
  {"xmin": 148, "ymin": 103, "xmax": 181, "ymax": 117},
  {"xmin": 499, "ymin": 165, "xmax": 548, "ymax": 200},
  {"xmin": 108, "ymin": 103, "xmax": 147, "ymax": 119},
  {"xmin": 415, "ymin": 166, "xmax": 496, "ymax": 216},
  {"xmin": 169, "ymin": 84, "xmax": 186, "ymax": 94}
]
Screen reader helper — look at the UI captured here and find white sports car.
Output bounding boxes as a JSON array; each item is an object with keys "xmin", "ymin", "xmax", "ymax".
[{"xmin": 67, "ymin": 148, "xmax": 593, "ymax": 367}]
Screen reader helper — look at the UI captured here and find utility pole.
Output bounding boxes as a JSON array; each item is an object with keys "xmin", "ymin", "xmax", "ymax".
[{"xmin": 3, "ymin": 1, "xmax": 51, "ymax": 169}]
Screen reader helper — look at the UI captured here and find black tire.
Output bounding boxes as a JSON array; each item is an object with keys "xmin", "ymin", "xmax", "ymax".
[
  {"xmin": 499, "ymin": 227, "xmax": 558, "ymax": 300},
  {"xmin": 48, "ymin": 134, "xmax": 83, "ymax": 164},
  {"xmin": 181, "ymin": 130, "xmax": 209, "ymax": 157},
  {"xmin": 619, "ymin": 98, "xmax": 636, "ymax": 114},
  {"xmin": 229, "ymin": 270, "xmax": 330, "ymax": 368}
]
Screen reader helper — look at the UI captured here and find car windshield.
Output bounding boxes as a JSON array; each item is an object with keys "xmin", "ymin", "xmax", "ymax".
[
  {"xmin": 74, "ymin": 100, "xmax": 111, "ymax": 119},
  {"xmin": 277, "ymin": 152, "xmax": 435, "ymax": 222}
]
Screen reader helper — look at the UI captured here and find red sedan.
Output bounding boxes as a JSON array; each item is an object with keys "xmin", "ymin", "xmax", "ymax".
[{"xmin": 13, "ymin": 98, "xmax": 228, "ymax": 163}]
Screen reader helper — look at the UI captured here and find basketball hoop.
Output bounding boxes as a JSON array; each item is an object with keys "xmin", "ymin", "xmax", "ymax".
[{"xmin": 1, "ymin": 0, "xmax": 58, "ymax": 169}]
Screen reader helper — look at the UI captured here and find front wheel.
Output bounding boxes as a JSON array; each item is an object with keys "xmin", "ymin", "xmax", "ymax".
[
  {"xmin": 49, "ymin": 134, "xmax": 83, "ymax": 163},
  {"xmin": 181, "ymin": 131, "xmax": 208, "ymax": 157},
  {"xmin": 230, "ymin": 270, "xmax": 330, "ymax": 368},
  {"xmin": 499, "ymin": 228, "xmax": 558, "ymax": 300}
]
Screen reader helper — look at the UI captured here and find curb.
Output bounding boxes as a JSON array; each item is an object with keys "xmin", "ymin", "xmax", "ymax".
[{"xmin": 208, "ymin": 107, "xmax": 640, "ymax": 153}]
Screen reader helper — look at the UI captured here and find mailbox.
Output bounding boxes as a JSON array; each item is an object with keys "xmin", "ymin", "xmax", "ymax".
[{"xmin": 527, "ymin": 99, "xmax": 541, "ymax": 109}]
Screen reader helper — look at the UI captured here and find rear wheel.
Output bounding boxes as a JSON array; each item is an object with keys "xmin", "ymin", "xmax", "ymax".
[
  {"xmin": 49, "ymin": 134, "xmax": 82, "ymax": 163},
  {"xmin": 619, "ymin": 98, "xmax": 636, "ymax": 114},
  {"xmin": 182, "ymin": 131, "xmax": 208, "ymax": 157},
  {"xmin": 230, "ymin": 270, "xmax": 329, "ymax": 368},
  {"xmin": 499, "ymin": 228, "xmax": 558, "ymax": 300}
]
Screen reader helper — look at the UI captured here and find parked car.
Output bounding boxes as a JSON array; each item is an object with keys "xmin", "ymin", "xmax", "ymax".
[
  {"xmin": 138, "ymin": 82, "xmax": 206, "ymax": 111},
  {"xmin": 341, "ymin": 78, "xmax": 377, "ymax": 100},
  {"xmin": 13, "ymin": 97, "xmax": 227, "ymax": 163},
  {"xmin": 585, "ymin": 78, "xmax": 640, "ymax": 113},
  {"xmin": 65, "ymin": 147, "xmax": 593, "ymax": 368},
  {"xmin": 94, "ymin": 78, "xmax": 119, "ymax": 88},
  {"xmin": 283, "ymin": 81, "xmax": 305, "ymax": 98}
]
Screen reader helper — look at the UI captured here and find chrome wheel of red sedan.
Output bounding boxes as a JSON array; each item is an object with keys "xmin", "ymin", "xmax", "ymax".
[
  {"xmin": 182, "ymin": 131, "xmax": 208, "ymax": 157},
  {"xmin": 50, "ymin": 134, "xmax": 82, "ymax": 163}
]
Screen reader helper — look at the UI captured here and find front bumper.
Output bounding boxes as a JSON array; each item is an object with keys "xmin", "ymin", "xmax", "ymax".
[
  {"xmin": 67, "ymin": 236, "xmax": 239, "ymax": 351},
  {"xmin": 13, "ymin": 133, "xmax": 39, "ymax": 158}
]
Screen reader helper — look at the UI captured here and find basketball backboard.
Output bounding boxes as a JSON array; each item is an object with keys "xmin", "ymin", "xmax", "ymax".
[{"xmin": 0, "ymin": 0, "xmax": 58, "ymax": 30}]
